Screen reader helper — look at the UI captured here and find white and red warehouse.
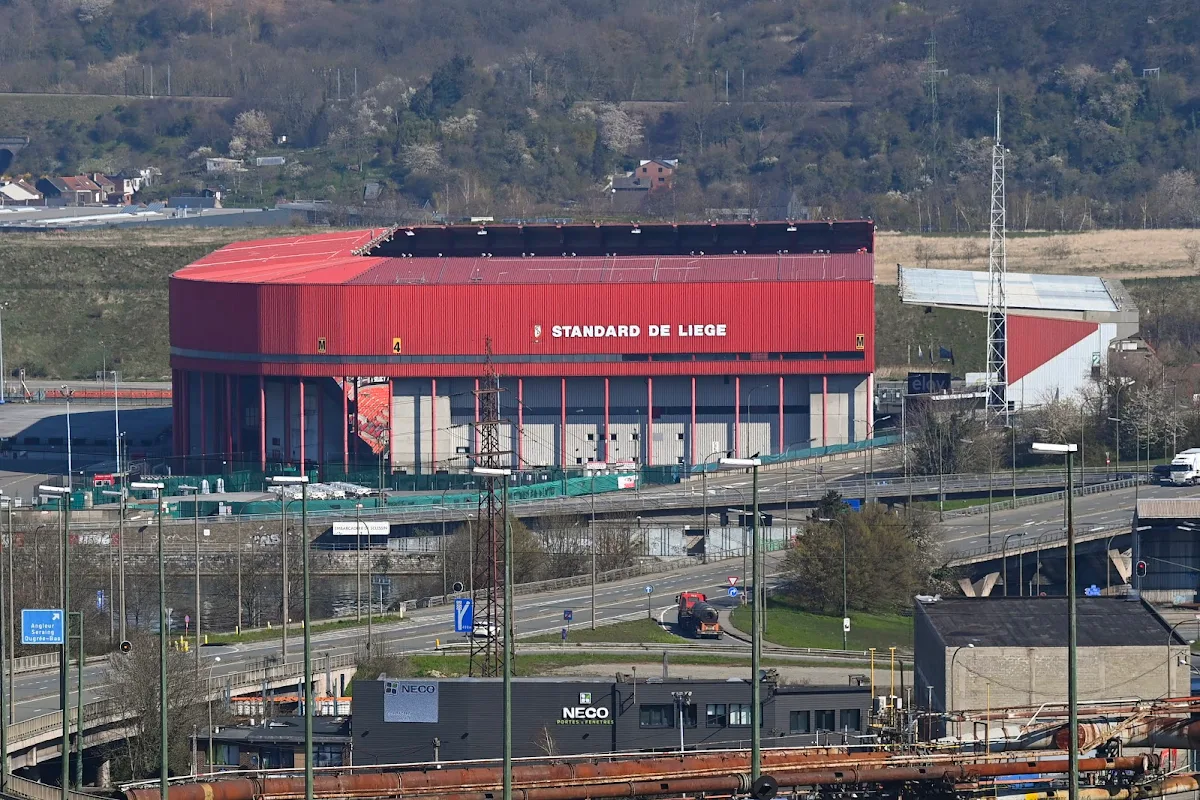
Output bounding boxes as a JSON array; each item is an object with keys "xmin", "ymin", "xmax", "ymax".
[{"xmin": 897, "ymin": 267, "xmax": 1140, "ymax": 407}]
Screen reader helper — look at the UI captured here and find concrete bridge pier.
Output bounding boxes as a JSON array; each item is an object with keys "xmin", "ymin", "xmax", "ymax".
[
  {"xmin": 958, "ymin": 572, "xmax": 999, "ymax": 597},
  {"xmin": 96, "ymin": 758, "xmax": 111, "ymax": 789}
]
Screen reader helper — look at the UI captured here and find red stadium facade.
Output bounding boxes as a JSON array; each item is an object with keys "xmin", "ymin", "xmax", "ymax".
[{"xmin": 170, "ymin": 221, "xmax": 876, "ymax": 475}]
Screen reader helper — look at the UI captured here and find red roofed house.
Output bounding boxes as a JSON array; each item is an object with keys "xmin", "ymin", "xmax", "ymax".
[{"xmin": 36, "ymin": 175, "xmax": 103, "ymax": 206}]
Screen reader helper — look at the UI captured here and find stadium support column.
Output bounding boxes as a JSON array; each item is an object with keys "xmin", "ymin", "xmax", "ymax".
[
  {"xmin": 259, "ymin": 375, "xmax": 266, "ymax": 471},
  {"xmin": 387, "ymin": 379, "xmax": 394, "ymax": 481},
  {"xmin": 317, "ymin": 383, "xmax": 324, "ymax": 477},
  {"xmin": 172, "ymin": 370, "xmax": 182, "ymax": 459},
  {"xmin": 475, "ymin": 378, "xmax": 481, "ymax": 453},
  {"xmin": 199, "ymin": 371, "xmax": 207, "ymax": 473},
  {"xmin": 734, "ymin": 376, "xmax": 741, "ymax": 458},
  {"xmin": 778, "ymin": 376, "xmax": 785, "ymax": 454},
  {"xmin": 283, "ymin": 379, "xmax": 291, "ymax": 466},
  {"xmin": 647, "ymin": 377, "xmax": 654, "ymax": 466},
  {"xmin": 225, "ymin": 375, "xmax": 233, "ymax": 467},
  {"xmin": 690, "ymin": 377, "xmax": 697, "ymax": 467},
  {"xmin": 604, "ymin": 378, "xmax": 610, "ymax": 462},
  {"xmin": 822, "ymin": 375, "xmax": 828, "ymax": 447},
  {"xmin": 867, "ymin": 373, "xmax": 874, "ymax": 442},
  {"xmin": 341, "ymin": 378, "xmax": 349, "ymax": 474},
  {"xmin": 431, "ymin": 378, "xmax": 437, "ymax": 473},
  {"xmin": 235, "ymin": 377, "xmax": 242, "ymax": 459},
  {"xmin": 299, "ymin": 379, "xmax": 306, "ymax": 472},
  {"xmin": 560, "ymin": 378, "xmax": 567, "ymax": 467},
  {"xmin": 517, "ymin": 379, "xmax": 524, "ymax": 468}
]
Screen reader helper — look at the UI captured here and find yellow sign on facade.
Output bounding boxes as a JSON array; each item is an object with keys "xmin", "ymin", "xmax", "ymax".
[
  {"xmin": 317, "ymin": 337, "xmax": 327, "ymax": 354},
  {"xmin": 855, "ymin": 333, "xmax": 865, "ymax": 350},
  {"xmin": 392, "ymin": 338, "xmax": 403, "ymax": 355}
]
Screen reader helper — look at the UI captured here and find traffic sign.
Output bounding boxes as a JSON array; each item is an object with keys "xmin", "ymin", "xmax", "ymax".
[
  {"xmin": 1084, "ymin": 585, "xmax": 1102, "ymax": 597},
  {"xmin": 22, "ymin": 609, "xmax": 65, "ymax": 645},
  {"xmin": 843, "ymin": 617, "xmax": 851, "ymax": 633},
  {"xmin": 728, "ymin": 577, "xmax": 739, "ymax": 587},
  {"xmin": 454, "ymin": 598, "xmax": 474, "ymax": 633},
  {"xmin": 96, "ymin": 589, "xmax": 105, "ymax": 610},
  {"xmin": 645, "ymin": 586, "xmax": 653, "ymax": 594},
  {"xmin": 728, "ymin": 587, "xmax": 740, "ymax": 598},
  {"xmin": 452, "ymin": 581, "xmax": 465, "ymax": 593},
  {"xmin": 561, "ymin": 627, "xmax": 568, "ymax": 641},
  {"xmin": 563, "ymin": 609, "xmax": 573, "ymax": 622}
]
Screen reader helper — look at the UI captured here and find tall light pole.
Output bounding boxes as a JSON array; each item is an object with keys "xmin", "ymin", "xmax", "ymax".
[
  {"xmin": 62, "ymin": 386, "xmax": 73, "ymax": 490},
  {"xmin": 131, "ymin": 481, "xmax": 167, "ymax": 800},
  {"xmin": 39, "ymin": 485, "xmax": 71, "ymax": 800},
  {"xmin": 268, "ymin": 476, "xmax": 311, "ymax": 800},
  {"xmin": 440, "ymin": 487, "xmax": 452, "ymax": 597},
  {"xmin": 1030, "ymin": 442, "xmax": 1078, "ymax": 800},
  {"xmin": 819, "ymin": 516, "xmax": 849, "ymax": 649},
  {"xmin": 2, "ymin": 498, "xmax": 12, "ymax": 725},
  {"xmin": 0, "ymin": 301, "xmax": 7, "ymax": 404},
  {"xmin": 472, "ymin": 467, "xmax": 512, "ymax": 800},
  {"xmin": 1000, "ymin": 531, "xmax": 1026, "ymax": 597},
  {"xmin": 179, "ymin": 484, "xmax": 201, "ymax": 668},
  {"xmin": 205, "ymin": 656, "xmax": 222, "ymax": 773},
  {"xmin": 700, "ymin": 450, "xmax": 729, "ymax": 551},
  {"xmin": 590, "ymin": 471, "xmax": 598, "ymax": 630},
  {"xmin": 719, "ymin": 456, "xmax": 762, "ymax": 780},
  {"xmin": 863, "ymin": 416, "xmax": 892, "ymax": 505},
  {"xmin": 0, "ymin": 497, "xmax": 9, "ymax": 790},
  {"xmin": 355, "ymin": 503, "xmax": 364, "ymax": 622},
  {"xmin": 101, "ymin": 489, "xmax": 129, "ymax": 642}
]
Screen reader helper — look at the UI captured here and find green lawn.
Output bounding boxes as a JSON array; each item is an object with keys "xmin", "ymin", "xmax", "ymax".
[
  {"xmin": 732, "ymin": 601, "xmax": 912, "ymax": 652},
  {"xmin": 203, "ymin": 612, "xmax": 407, "ymax": 645},
  {"xmin": 524, "ymin": 618, "xmax": 679, "ymax": 645}
]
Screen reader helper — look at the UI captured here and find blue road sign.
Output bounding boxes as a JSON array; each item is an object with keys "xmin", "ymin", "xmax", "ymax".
[
  {"xmin": 453, "ymin": 598, "xmax": 474, "ymax": 633},
  {"xmin": 1085, "ymin": 585, "xmax": 1102, "ymax": 597},
  {"xmin": 561, "ymin": 627, "xmax": 568, "ymax": 641},
  {"xmin": 22, "ymin": 609, "xmax": 65, "ymax": 645},
  {"xmin": 728, "ymin": 587, "xmax": 740, "ymax": 598},
  {"xmin": 97, "ymin": 589, "xmax": 105, "ymax": 610},
  {"xmin": 563, "ymin": 609, "xmax": 573, "ymax": 622},
  {"xmin": 645, "ymin": 585, "xmax": 653, "ymax": 594}
]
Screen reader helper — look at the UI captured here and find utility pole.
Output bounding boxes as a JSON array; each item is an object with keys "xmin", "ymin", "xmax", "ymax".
[
  {"xmin": 985, "ymin": 91, "xmax": 1009, "ymax": 429},
  {"xmin": 0, "ymin": 499, "xmax": 8, "ymax": 792},
  {"xmin": 35, "ymin": 486, "xmax": 71, "ymax": 800},
  {"xmin": 590, "ymin": 474, "xmax": 597, "ymax": 630},
  {"xmin": 131, "ymin": 480, "xmax": 168, "ymax": 800}
]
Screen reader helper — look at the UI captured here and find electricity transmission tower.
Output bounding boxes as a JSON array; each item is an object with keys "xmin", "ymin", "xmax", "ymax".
[
  {"xmin": 469, "ymin": 346, "xmax": 508, "ymax": 677},
  {"xmin": 986, "ymin": 92, "xmax": 1010, "ymax": 428}
]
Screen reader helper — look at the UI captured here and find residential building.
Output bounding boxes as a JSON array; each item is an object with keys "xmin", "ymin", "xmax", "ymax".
[
  {"xmin": 0, "ymin": 179, "xmax": 42, "ymax": 205},
  {"xmin": 636, "ymin": 158, "xmax": 677, "ymax": 191},
  {"xmin": 206, "ymin": 157, "xmax": 244, "ymax": 173},
  {"xmin": 35, "ymin": 175, "xmax": 103, "ymax": 206}
]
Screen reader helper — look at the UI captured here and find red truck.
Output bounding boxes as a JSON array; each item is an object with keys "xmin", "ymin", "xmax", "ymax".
[{"xmin": 676, "ymin": 591, "xmax": 722, "ymax": 639}]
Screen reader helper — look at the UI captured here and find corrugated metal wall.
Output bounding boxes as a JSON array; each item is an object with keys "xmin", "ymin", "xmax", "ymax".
[{"xmin": 1008, "ymin": 316, "xmax": 1111, "ymax": 408}]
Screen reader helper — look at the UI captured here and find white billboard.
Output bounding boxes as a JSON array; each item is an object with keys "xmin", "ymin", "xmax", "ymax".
[
  {"xmin": 331, "ymin": 521, "xmax": 390, "ymax": 537},
  {"xmin": 383, "ymin": 680, "xmax": 439, "ymax": 723}
]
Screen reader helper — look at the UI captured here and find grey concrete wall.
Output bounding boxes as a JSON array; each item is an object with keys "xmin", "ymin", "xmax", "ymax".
[{"xmin": 943, "ymin": 644, "xmax": 1190, "ymax": 713}]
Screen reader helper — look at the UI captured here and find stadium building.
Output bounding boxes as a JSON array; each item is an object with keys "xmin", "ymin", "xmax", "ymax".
[{"xmin": 169, "ymin": 221, "xmax": 876, "ymax": 475}]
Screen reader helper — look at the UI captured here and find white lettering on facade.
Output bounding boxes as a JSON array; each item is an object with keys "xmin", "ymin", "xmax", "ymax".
[{"xmin": 548, "ymin": 324, "xmax": 725, "ymax": 339}]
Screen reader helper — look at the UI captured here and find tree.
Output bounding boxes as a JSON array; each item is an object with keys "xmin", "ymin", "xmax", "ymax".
[
  {"xmin": 597, "ymin": 105, "xmax": 642, "ymax": 153},
  {"xmin": 905, "ymin": 399, "xmax": 989, "ymax": 476},
  {"xmin": 106, "ymin": 634, "xmax": 213, "ymax": 780},
  {"xmin": 231, "ymin": 109, "xmax": 272, "ymax": 151},
  {"xmin": 780, "ymin": 506, "xmax": 939, "ymax": 615}
]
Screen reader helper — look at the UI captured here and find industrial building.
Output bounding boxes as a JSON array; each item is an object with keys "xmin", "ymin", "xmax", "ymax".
[
  {"xmin": 169, "ymin": 221, "xmax": 876, "ymax": 475},
  {"xmin": 897, "ymin": 268, "xmax": 1139, "ymax": 409},
  {"xmin": 350, "ymin": 676, "xmax": 872, "ymax": 762},
  {"xmin": 913, "ymin": 596, "xmax": 1189, "ymax": 736}
]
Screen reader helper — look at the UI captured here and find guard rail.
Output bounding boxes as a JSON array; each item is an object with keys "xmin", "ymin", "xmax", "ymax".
[{"xmin": 940, "ymin": 475, "xmax": 1146, "ymax": 519}]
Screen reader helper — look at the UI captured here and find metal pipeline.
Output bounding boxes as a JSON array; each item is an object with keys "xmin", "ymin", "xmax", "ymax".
[
  {"xmin": 994, "ymin": 774, "xmax": 1200, "ymax": 800},
  {"xmin": 126, "ymin": 754, "xmax": 1154, "ymax": 800},
  {"xmin": 123, "ymin": 750, "xmax": 890, "ymax": 800}
]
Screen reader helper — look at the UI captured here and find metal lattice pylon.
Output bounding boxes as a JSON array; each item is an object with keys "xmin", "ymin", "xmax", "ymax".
[
  {"xmin": 986, "ymin": 92, "xmax": 1010, "ymax": 427},
  {"xmin": 469, "ymin": 346, "xmax": 508, "ymax": 677}
]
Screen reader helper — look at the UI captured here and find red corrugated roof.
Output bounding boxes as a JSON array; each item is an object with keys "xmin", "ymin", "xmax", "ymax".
[{"xmin": 175, "ymin": 229, "xmax": 873, "ymax": 285}]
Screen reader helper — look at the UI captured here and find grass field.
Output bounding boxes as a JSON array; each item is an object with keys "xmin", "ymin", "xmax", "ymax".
[
  {"xmin": 732, "ymin": 599, "xmax": 913, "ymax": 652},
  {"xmin": 524, "ymin": 618, "xmax": 679, "ymax": 645},
  {"xmin": 203, "ymin": 611, "xmax": 408, "ymax": 645}
]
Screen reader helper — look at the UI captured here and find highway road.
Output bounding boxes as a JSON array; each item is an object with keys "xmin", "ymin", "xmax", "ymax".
[
  {"xmin": 937, "ymin": 479, "xmax": 1200, "ymax": 556},
  {"xmin": 6, "ymin": 553, "xmax": 781, "ymax": 724}
]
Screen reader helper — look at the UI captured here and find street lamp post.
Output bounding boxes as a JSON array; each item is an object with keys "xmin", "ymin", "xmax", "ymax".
[
  {"xmin": 590, "ymin": 471, "xmax": 598, "ymax": 630},
  {"xmin": 2, "ymin": 498, "xmax": 12, "ymax": 726},
  {"xmin": 1000, "ymin": 531, "xmax": 1026, "ymax": 597},
  {"xmin": 818, "ymin": 516, "xmax": 849, "ymax": 649},
  {"xmin": 947, "ymin": 643, "xmax": 975, "ymax": 737},
  {"xmin": 671, "ymin": 690, "xmax": 692, "ymax": 753},
  {"xmin": 0, "ymin": 497, "xmax": 9, "ymax": 791},
  {"xmin": 700, "ymin": 450, "xmax": 729, "ymax": 555},
  {"xmin": 1030, "ymin": 442, "xmax": 1078, "ymax": 800},
  {"xmin": 100, "ymin": 489, "xmax": 129, "ymax": 641},
  {"xmin": 863, "ymin": 416, "xmax": 892, "ymax": 506},
  {"xmin": 179, "ymin": 484, "xmax": 201, "ymax": 669},
  {"xmin": 130, "ymin": 481, "xmax": 168, "ymax": 800},
  {"xmin": 268, "ymin": 476, "xmax": 311, "ymax": 800},
  {"xmin": 355, "ymin": 503, "xmax": 364, "ymax": 622},
  {"xmin": 206, "ymin": 657, "xmax": 222, "ymax": 773},
  {"xmin": 1165, "ymin": 615, "xmax": 1200, "ymax": 696},
  {"xmin": 39, "ymin": 485, "xmax": 71, "ymax": 800},
  {"xmin": 718, "ymin": 456, "xmax": 762, "ymax": 781},
  {"xmin": 440, "ymin": 487, "xmax": 452, "ymax": 597},
  {"xmin": 62, "ymin": 387, "xmax": 73, "ymax": 491},
  {"xmin": 472, "ymin": 467, "xmax": 513, "ymax": 800}
]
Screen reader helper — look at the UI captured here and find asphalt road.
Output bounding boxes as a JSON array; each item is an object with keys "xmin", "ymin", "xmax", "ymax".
[
  {"xmin": 937, "ymin": 480, "xmax": 1200, "ymax": 555},
  {"xmin": 7, "ymin": 554, "xmax": 781, "ymax": 724}
]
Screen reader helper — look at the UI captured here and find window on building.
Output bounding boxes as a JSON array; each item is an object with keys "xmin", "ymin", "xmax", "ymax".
[
  {"xmin": 728, "ymin": 703, "xmax": 752, "ymax": 727},
  {"xmin": 789, "ymin": 710, "xmax": 811, "ymax": 733},
  {"xmin": 610, "ymin": 433, "xmax": 618, "ymax": 440},
  {"xmin": 658, "ymin": 177, "xmax": 665, "ymax": 183},
  {"xmin": 706, "ymin": 704, "xmax": 727, "ymax": 727},
  {"xmin": 680, "ymin": 704, "xmax": 698, "ymax": 727},
  {"xmin": 677, "ymin": 457, "xmax": 685, "ymax": 464},
  {"xmin": 658, "ymin": 167, "xmax": 663, "ymax": 173},
  {"xmin": 313, "ymin": 744, "xmax": 344, "ymax": 767},
  {"xmin": 840, "ymin": 709, "xmax": 862, "ymax": 731},
  {"xmin": 575, "ymin": 457, "xmax": 583, "ymax": 465},
  {"xmin": 640, "ymin": 704, "xmax": 675, "ymax": 728},
  {"xmin": 587, "ymin": 433, "xmax": 595, "ymax": 441},
  {"xmin": 630, "ymin": 432, "xmax": 639, "ymax": 441},
  {"xmin": 677, "ymin": 432, "xmax": 685, "ymax": 440},
  {"xmin": 814, "ymin": 710, "xmax": 836, "ymax": 731}
]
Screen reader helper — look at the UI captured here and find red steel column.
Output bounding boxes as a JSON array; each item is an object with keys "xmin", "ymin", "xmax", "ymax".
[
  {"xmin": 560, "ymin": 378, "xmax": 567, "ymax": 467},
  {"xmin": 822, "ymin": 375, "xmax": 829, "ymax": 447},
  {"xmin": 778, "ymin": 376, "xmax": 785, "ymax": 454},
  {"xmin": 283, "ymin": 379, "xmax": 291, "ymax": 465},
  {"xmin": 690, "ymin": 377, "xmax": 697, "ymax": 467},
  {"xmin": 733, "ymin": 376, "xmax": 740, "ymax": 458},
  {"xmin": 199, "ymin": 372, "xmax": 206, "ymax": 472},
  {"xmin": 517, "ymin": 378, "xmax": 524, "ymax": 468},
  {"xmin": 299, "ymin": 379, "xmax": 306, "ymax": 472},
  {"xmin": 386, "ymin": 378, "xmax": 394, "ymax": 476},
  {"xmin": 431, "ymin": 378, "xmax": 437, "ymax": 473},
  {"xmin": 867, "ymin": 373, "xmax": 874, "ymax": 441},
  {"xmin": 234, "ymin": 377, "xmax": 242, "ymax": 461},
  {"xmin": 342, "ymin": 379, "xmax": 349, "ymax": 474},
  {"xmin": 259, "ymin": 375, "xmax": 266, "ymax": 471},
  {"xmin": 474, "ymin": 378, "xmax": 480, "ymax": 454},
  {"xmin": 604, "ymin": 378, "xmax": 610, "ymax": 463},
  {"xmin": 646, "ymin": 377, "xmax": 654, "ymax": 466}
]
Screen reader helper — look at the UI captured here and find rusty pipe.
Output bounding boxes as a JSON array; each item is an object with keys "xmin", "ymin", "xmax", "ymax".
[
  {"xmin": 138, "ymin": 755, "xmax": 1153, "ymax": 800},
  {"xmin": 124, "ymin": 750, "xmax": 892, "ymax": 800},
  {"xmin": 993, "ymin": 774, "xmax": 1200, "ymax": 800}
]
